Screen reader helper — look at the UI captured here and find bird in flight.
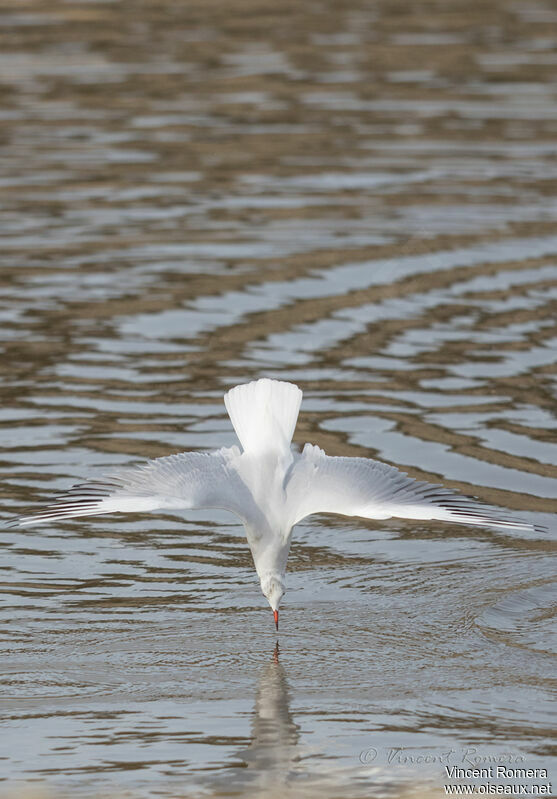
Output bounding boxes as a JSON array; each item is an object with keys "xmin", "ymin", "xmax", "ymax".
[{"xmin": 12, "ymin": 378, "xmax": 544, "ymax": 629}]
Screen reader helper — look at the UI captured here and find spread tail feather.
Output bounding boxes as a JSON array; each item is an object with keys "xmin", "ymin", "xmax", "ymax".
[{"xmin": 224, "ymin": 378, "xmax": 302, "ymax": 454}]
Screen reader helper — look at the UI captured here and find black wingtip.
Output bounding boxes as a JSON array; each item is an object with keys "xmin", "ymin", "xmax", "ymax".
[{"xmin": 533, "ymin": 523, "xmax": 549, "ymax": 535}]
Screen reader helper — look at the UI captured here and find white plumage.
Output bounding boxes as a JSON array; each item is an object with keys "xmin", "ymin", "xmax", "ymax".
[
  {"xmin": 11, "ymin": 378, "xmax": 546, "ymax": 627},
  {"xmin": 224, "ymin": 378, "xmax": 302, "ymax": 454}
]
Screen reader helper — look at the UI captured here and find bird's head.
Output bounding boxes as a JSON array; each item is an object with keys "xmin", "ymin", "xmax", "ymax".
[{"xmin": 259, "ymin": 571, "xmax": 285, "ymax": 630}]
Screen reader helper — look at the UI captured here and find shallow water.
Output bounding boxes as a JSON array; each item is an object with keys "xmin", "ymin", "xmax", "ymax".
[{"xmin": 1, "ymin": 0, "xmax": 556, "ymax": 797}]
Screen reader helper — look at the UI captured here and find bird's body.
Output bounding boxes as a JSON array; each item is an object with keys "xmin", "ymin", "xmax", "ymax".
[{"xmin": 12, "ymin": 378, "xmax": 545, "ymax": 627}]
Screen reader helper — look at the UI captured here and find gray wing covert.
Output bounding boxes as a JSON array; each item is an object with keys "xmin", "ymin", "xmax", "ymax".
[
  {"xmin": 13, "ymin": 447, "xmax": 258, "ymax": 527},
  {"xmin": 285, "ymin": 444, "xmax": 543, "ymax": 533}
]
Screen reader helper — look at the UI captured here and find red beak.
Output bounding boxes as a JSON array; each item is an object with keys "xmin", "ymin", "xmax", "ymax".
[{"xmin": 273, "ymin": 609, "xmax": 279, "ymax": 631}]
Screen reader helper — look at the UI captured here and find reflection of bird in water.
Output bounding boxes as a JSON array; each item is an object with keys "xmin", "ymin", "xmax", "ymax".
[
  {"xmin": 230, "ymin": 641, "xmax": 300, "ymax": 797},
  {"xmin": 212, "ymin": 645, "xmax": 436, "ymax": 799},
  {"xmin": 206, "ymin": 643, "xmax": 299, "ymax": 798},
  {"xmin": 242, "ymin": 642, "xmax": 299, "ymax": 777},
  {"xmin": 13, "ymin": 378, "xmax": 545, "ymax": 629}
]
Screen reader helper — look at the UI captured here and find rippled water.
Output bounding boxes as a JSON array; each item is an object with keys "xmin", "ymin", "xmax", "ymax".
[{"xmin": 1, "ymin": 0, "xmax": 556, "ymax": 797}]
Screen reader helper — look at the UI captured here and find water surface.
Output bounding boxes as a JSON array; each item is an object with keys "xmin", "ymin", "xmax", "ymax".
[{"xmin": 1, "ymin": 0, "xmax": 556, "ymax": 797}]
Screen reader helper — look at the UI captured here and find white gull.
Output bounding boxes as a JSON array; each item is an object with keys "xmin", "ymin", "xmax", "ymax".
[{"xmin": 13, "ymin": 378, "xmax": 545, "ymax": 628}]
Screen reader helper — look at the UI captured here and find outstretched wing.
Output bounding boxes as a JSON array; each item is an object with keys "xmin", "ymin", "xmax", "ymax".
[
  {"xmin": 12, "ymin": 447, "xmax": 259, "ymax": 528},
  {"xmin": 285, "ymin": 444, "xmax": 545, "ymax": 533}
]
